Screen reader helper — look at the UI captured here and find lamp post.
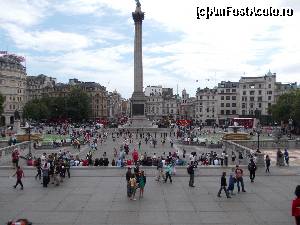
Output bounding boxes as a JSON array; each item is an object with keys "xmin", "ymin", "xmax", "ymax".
[
  {"xmin": 27, "ymin": 119, "xmax": 32, "ymax": 155},
  {"xmin": 256, "ymin": 123, "xmax": 262, "ymax": 153}
]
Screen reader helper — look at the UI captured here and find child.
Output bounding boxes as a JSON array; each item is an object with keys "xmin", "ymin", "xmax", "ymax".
[{"xmin": 227, "ymin": 168, "xmax": 236, "ymax": 195}]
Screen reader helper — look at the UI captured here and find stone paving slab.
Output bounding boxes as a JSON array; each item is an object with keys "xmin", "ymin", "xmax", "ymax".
[{"xmin": 0, "ymin": 170, "xmax": 297, "ymax": 225}]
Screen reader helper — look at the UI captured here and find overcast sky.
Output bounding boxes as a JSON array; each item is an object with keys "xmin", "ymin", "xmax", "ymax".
[{"xmin": 0, "ymin": 0, "xmax": 299, "ymax": 98}]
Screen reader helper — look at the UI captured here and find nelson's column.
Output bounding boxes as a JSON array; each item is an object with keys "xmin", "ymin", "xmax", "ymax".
[{"xmin": 130, "ymin": 0, "xmax": 152, "ymax": 127}]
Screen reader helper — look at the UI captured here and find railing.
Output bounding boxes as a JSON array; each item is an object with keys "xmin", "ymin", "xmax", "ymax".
[
  {"xmin": 0, "ymin": 141, "xmax": 31, "ymax": 166},
  {"xmin": 233, "ymin": 139, "xmax": 300, "ymax": 149},
  {"xmin": 223, "ymin": 140, "xmax": 265, "ymax": 166}
]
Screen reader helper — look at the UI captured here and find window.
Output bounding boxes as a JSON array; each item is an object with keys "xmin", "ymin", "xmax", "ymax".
[
  {"xmin": 258, "ymin": 97, "xmax": 262, "ymax": 102},
  {"xmin": 232, "ymin": 110, "xmax": 236, "ymax": 114},
  {"xmin": 221, "ymin": 110, "xmax": 224, "ymax": 115},
  {"xmin": 268, "ymin": 96, "xmax": 272, "ymax": 100},
  {"xmin": 259, "ymin": 84, "xmax": 262, "ymax": 88},
  {"xmin": 226, "ymin": 96, "xmax": 230, "ymax": 100},
  {"xmin": 258, "ymin": 90, "xmax": 262, "ymax": 95},
  {"xmin": 221, "ymin": 103, "xmax": 224, "ymax": 107},
  {"xmin": 226, "ymin": 103, "xmax": 230, "ymax": 107},
  {"xmin": 267, "ymin": 91, "xmax": 272, "ymax": 95},
  {"xmin": 232, "ymin": 103, "xmax": 236, "ymax": 107},
  {"xmin": 268, "ymin": 84, "xmax": 271, "ymax": 88},
  {"xmin": 250, "ymin": 91, "xmax": 255, "ymax": 95},
  {"xmin": 243, "ymin": 85, "xmax": 246, "ymax": 89},
  {"xmin": 242, "ymin": 103, "xmax": 246, "ymax": 108},
  {"xmin": 200, "ymin": 96, "xmax": 202, "ymax": 99},
  {"xmin": 232, "ymin": 96, "xmax": 236, "ymax": 100},
  {"xmin": 206, "ymin": 108, "xmax": 209, "ymax": 112},
  {"xmin": 250, "ymin": 97, "xmax": 254, "ymax": 101},
  {"xmin": 232, "ymin": 89, "xmax": 236, "ymax": 93},
  {"xmin": 250, "ymin": 84, "xmax": 255, "ymax": 89},
  {"xmin": 221, "ymin": 96, "xmax": 224, "ymax": 100},
  {"xmin": 221, "ymin": 90, "xmax": 224, "ymax": 93},
  {"xmin": 258, "ymin": 103, "xmax": 262, "ymax": 108},
  {"xmin": 250, "ymin": 103, "xmax": 254, "ymax": 108},
  {"xmin": 242, "ymin": 110, "xmax": 245, "ymax": 115},
  {"xmin": 226, "ymin": 110, "xmax": 230, "ymax": 115},
  {"xmin": 226, "ymin": 89, "xmax": 230, "ymax": 93},
  {"xmin": 243, "ymin": 91, "xmax": 246, "ymax": 95}
]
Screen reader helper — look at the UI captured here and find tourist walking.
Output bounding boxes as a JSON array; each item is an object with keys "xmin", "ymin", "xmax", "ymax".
[
  {"xmin": 227, "ymin": 168, "xmax": 236, "ymax": 195},
  {"xmin": 42, "ymin": 163, "xmax": 49, "ymax": 188},
  {"xmin": 187, "ymin": 162, "xmax": 196, "ymax": 187},
  {"xmin": 164, "ymin": 162, "xmax": 173, "ymax": 183},
  {"xmin": 13, "ymin": 166, "xmax": 24, "ymax": 190},
  {"xmin": 292, "ymin": 185, "xmax": 300, "ymax": 225},
  {"xmin": 11, "ymin": 149, "xmax": 19, "ymax": 169},
  {"xmin": 126, "ymin": 167, "xmax": 132, "ymax": 197},
  {"xmin": 129, "ymin": 174, "xmax": 137, "ymax": 201},
  {"xmin": 156, "ymin": 157, "xmax": 164, "ymax": 182},
  {"xmin": 284, "ymin": 148, "xmax": 289, "ymax": 166},
  {"xmin": 248, "ymin": 159, "xmax": 257, "ymax": 182},
  {"xmin": 235, "ymin": 165, "xmax": 246, "ymax": 192},
  {"xmin": 265, "ymin": 154, "xmax": 271, "ymax": 173},
  {"xmin": 138, "ymin": 170, "xmax": 146, "ymax": 198},
  {"xmin": 217, "ymin": 172, "xmax": 231, "ymax": 198},
  {"xmin": 35, "ymin": 158, "xmax": 41, "ymax": 180}
]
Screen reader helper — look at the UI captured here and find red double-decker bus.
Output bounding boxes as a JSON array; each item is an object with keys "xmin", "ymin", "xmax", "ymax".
[{"xmin": 231, "ymin": 118, "xmax": 257, "ymax": 129}]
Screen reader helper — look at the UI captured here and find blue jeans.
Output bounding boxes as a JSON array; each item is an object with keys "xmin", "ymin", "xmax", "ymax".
[{"xmin": 236, "ymin": 177, "xmax": 245, "ymax": 192}]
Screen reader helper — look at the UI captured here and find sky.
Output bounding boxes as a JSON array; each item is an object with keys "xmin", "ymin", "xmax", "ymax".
[{"xmin": 0, "ymin": 0, "xmax": 299, "ymax": 98}]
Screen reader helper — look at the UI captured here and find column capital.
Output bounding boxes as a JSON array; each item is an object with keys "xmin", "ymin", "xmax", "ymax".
[{"xmin": 132, "ymin": 11, "xmax": 144, "ymax": 22}]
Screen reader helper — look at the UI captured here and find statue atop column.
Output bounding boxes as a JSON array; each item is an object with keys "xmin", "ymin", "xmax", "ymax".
[{"xmin": 135, "ymin": 0, "xmax": 141, "ymax": 7}]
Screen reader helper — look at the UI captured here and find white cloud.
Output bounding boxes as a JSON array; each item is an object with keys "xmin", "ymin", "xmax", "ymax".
[
  {"xmin": 1, "ymin": 24, "xmax": 90, "ymax": 52},
  {"xmin": 0, "ymin": 0, "xmax": 49, "ymax": 26},
  {"xmin": 1, "ymin": 0, "xmax": 299, "ymax": 98},
  {"xmin": 54, "ymin": 0, "xmax": 106, "ymax": 15}
]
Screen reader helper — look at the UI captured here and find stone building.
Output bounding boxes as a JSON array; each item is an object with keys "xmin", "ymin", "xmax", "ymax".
[
  {"xmin": 146, "ymin": 87, "xmax": 179, "ymax": 121},
  {"xmin": 179, "ymin": 89, "xmax": 195, "ymax": 120},
  {"xmin": 145, "ymin": 85, "xmax": 162, "ymax": 97},
  {"xmin": 217, "ymin": 81, "xmax": 239, "ymax": 125},
  {"xmin": 26, "ymin": 74, "xmax": 56, "ymax": 101},
  {"xmin": 238, "ymin": 71, "xmax": 276, "ymax": 117},
  {"xmin": 107, "ymin": 90, "xmax": 122, "ymax": 119},
  {"xmin": 0, "ymin": 54, "xmax": 27, "ymax": 126},
  {"xmin": 195, "ymin": 87, "xmax": 218, "ymax": 125}
]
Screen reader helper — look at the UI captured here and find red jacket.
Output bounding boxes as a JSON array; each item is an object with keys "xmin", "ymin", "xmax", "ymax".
[{"xmin": 292, "ymin": 198, "xmax": 300, "ymax": 217}]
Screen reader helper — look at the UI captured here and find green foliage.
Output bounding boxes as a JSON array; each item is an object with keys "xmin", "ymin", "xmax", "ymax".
[
  {"xmin": 23, "ymin": 87, "xmax": 91, "ymax": 122},
  {"xmin": 270, "ymin": 89, "xmax": 300, "ymax": 125},
  {"xmin": 0, "ymin": 92, "xmax": 4, "ymax": 115}
]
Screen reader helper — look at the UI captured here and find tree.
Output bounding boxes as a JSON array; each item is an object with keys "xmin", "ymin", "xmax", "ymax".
[
  {"xmin": 270, "ymin": 89, "xmax": 300, "ymax": 130},
  {"xmin": 66, "ymin": 87, "xmax": 91, "ymax": 122},
  {"xmin": 23, "ymin": 99, "xmax": 49, "ymax": 121},
  {"xmin": 0, "ymin": 92, "xmax": 4, "ymax": 115}
]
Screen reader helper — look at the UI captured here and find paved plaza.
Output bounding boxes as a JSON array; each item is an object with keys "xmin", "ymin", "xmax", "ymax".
[
  {"xmin": 0, "ymin": 167, "xmax": 298, "ymax": 225},
  {"xmin": 1, "ymin": 131, "xmax": 299, "ymax": 224}
]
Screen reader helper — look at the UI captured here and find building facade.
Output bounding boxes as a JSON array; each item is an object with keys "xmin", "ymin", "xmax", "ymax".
[
  {"xmin": 0, "ymin": 54, "xmax": 27, "ymax": 126},
  {"xmin": 26, "ymin": 74, "xmax": 56, "ymax": 101},
  {"xmin": 107, "ymin": 91, "xmax": 123, "ymax": 119},
  {"xmin": 146, "ymin": 87, "xmax": 179, "ymax": 121},
  {"xmin": 195, "ymin": 87, "xmax": 218, "ymax": 125}
]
